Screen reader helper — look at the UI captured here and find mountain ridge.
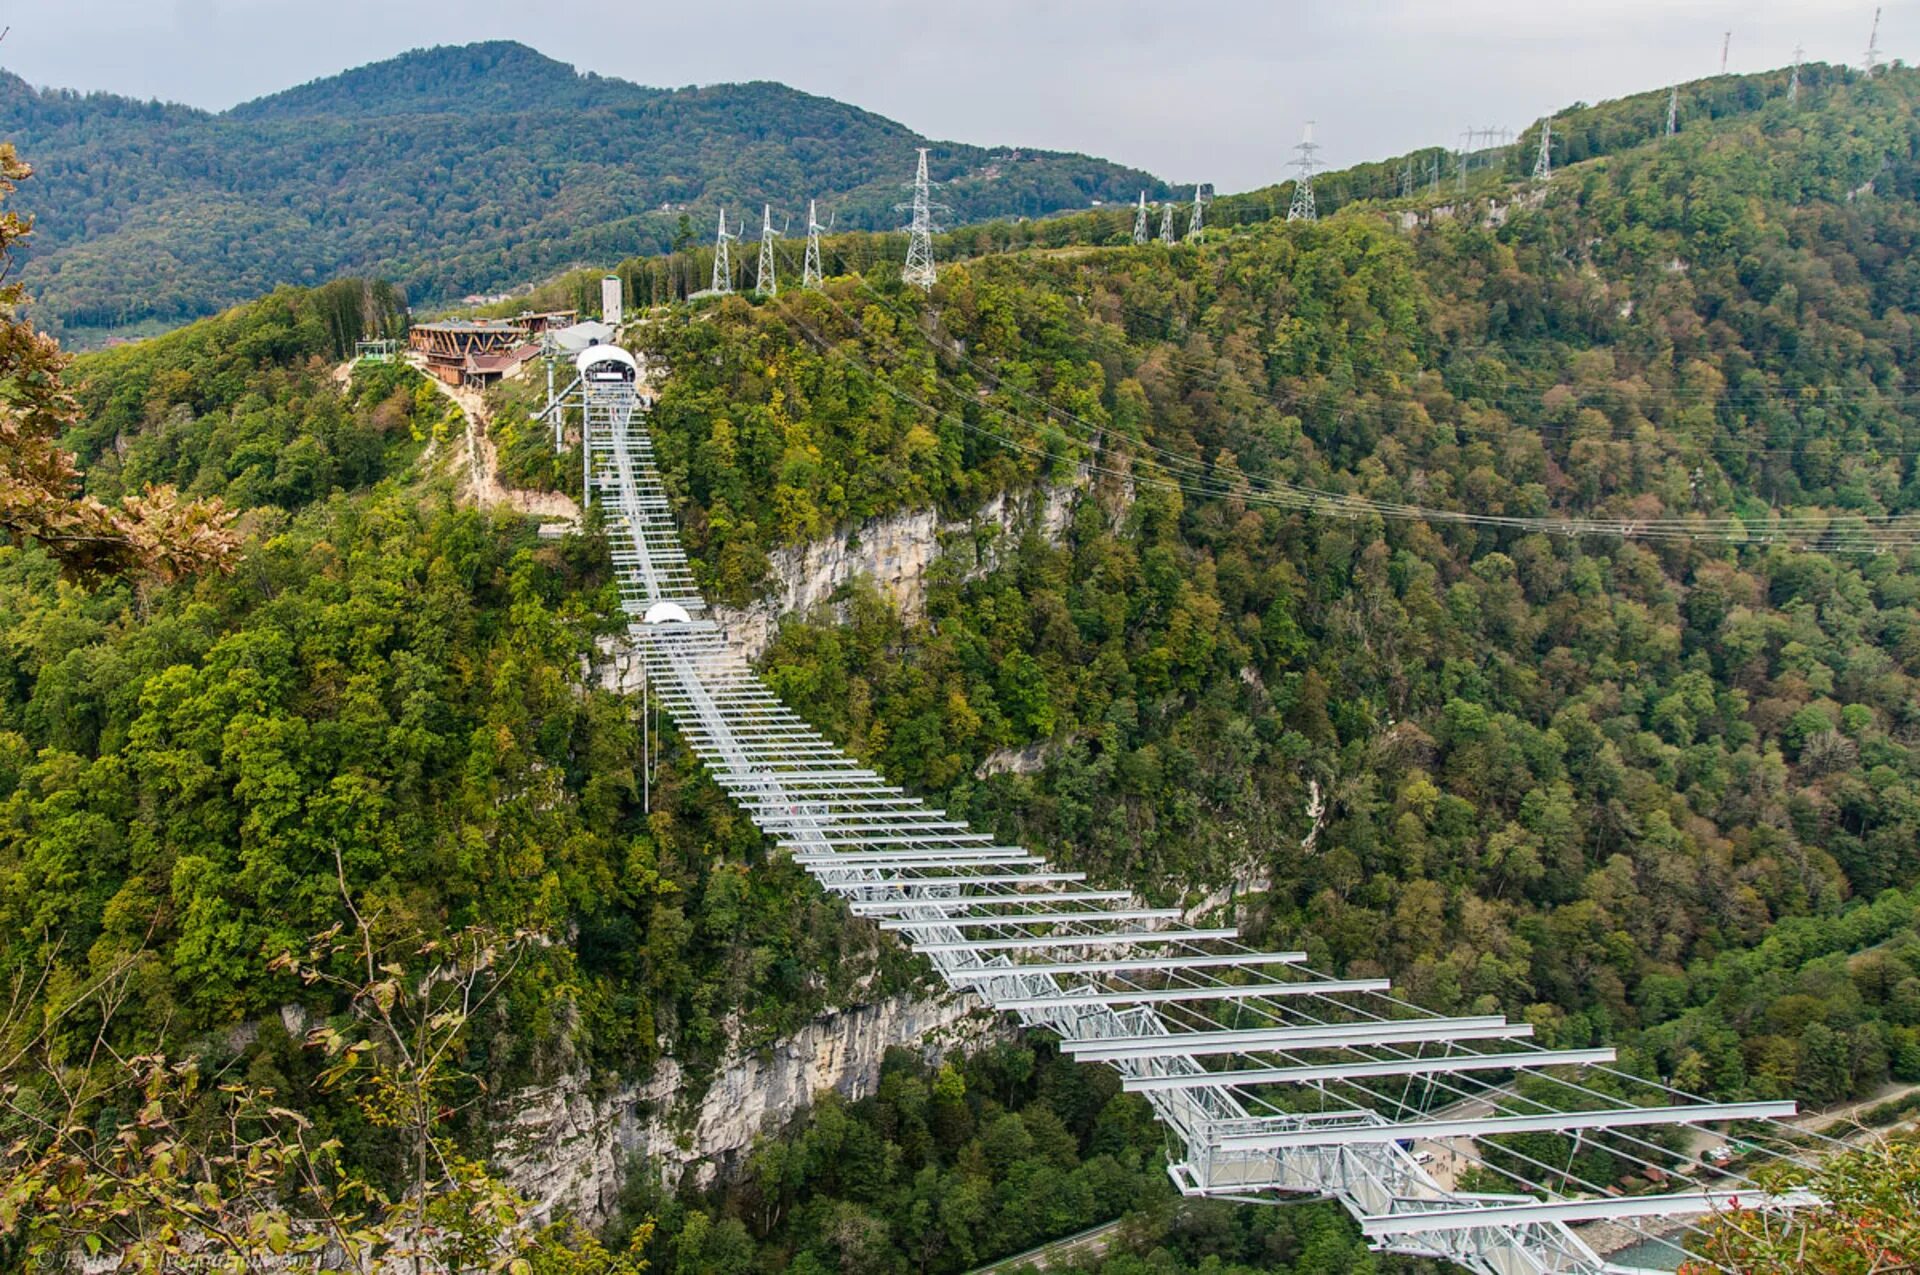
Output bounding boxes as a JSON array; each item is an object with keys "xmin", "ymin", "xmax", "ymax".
[
  {"xmin": 0, "ymin": 40, "xmax": 1166, "ymax": 344},
  {"xmin": 226, "ymin": 40, "xmax": 648, "ymax": 120}
]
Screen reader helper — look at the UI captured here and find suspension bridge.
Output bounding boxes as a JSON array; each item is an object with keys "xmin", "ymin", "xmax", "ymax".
[{"xmin": 542, "ymin": 341, "xmax": 1819, "ymax": 1275}]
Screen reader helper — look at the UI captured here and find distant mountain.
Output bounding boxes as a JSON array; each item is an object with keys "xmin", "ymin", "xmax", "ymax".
[{"xmin": 0, "ymin": 41, "xmax": 1168, "ymax": 344}]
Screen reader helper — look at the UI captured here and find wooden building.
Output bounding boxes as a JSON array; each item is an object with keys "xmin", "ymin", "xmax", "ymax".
[{"xmin": 409, "ymin": 320, "xmax": 529, "ymax": 386}]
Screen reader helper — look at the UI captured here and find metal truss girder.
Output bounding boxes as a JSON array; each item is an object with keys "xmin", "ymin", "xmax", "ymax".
[
  {"xmin": 848, "ymin": 890, "xmax": 1134, "ymax": 913},
  {"xmin": 945, "ymin": 952, "xmax": 1307, "ymax": 979},
  {"xmin": 835, "ymin": 872, "xmax": 1091, "ymax": 889},
  {"xmin": 877, "ymin": 908, "xmax": 1184, "ymax": 930},
  {"xmin": 1360, "ymin": 1189, "xmax": 1821, "ymax": 1237},
  {"xmin": 1065, "ymin": 1017, "xmax": 1532, "ymax": 1062},
  {"xmin": 1122, "ymin": 1046, "xmax": 1620, "ymax": 1093},
  {"xmin": 996, "ymin": 977, "xmax": 1395, "ymax": 1010},
  {"xmin": 1213, "ymin": 1100, "xmax": 1801, "ymax": 1152},
  {"xmin": 911, "ymin": 927, "xmax": 1239, "ymax": 954}
]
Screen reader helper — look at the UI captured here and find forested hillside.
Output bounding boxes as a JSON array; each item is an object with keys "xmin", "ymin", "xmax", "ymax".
[
  {"xmin": 7, "ymin": 56, "xmax": 1920, "ymax": 1275},
  {"xmin": 0, "ymin": 40, "xmax": 1163, "ymax": 345},
  {"xmin": 612, "ymin": 64, "xmax": 1920, "ymax": 1265}
]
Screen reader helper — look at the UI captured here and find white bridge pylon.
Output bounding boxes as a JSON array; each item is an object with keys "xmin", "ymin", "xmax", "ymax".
[{"xmin": 544, "ymin": 351, "xmax": 1814, "ymax": 1274}]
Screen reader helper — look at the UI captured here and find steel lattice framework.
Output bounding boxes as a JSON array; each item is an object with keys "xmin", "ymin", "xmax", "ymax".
[{"xmin": 550, "ymin": 361, "xmax": 1817, "ymax": 1275}]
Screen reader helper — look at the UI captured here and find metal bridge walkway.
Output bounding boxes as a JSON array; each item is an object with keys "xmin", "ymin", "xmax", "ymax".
[{"xmin": 554, "ymin": 359, "xmax": 1813, "ymax": 1275}]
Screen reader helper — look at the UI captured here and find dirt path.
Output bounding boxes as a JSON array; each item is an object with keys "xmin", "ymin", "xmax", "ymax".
[
  {"xmin": 1801, "ymin": 1079, "xmax": 1920, "ymax": 1139},
  {"xmin": 406, "ymin": 356, "xmax": 581, "ymax": 527}
]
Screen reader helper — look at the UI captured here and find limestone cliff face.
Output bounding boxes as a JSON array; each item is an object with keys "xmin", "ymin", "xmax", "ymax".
[
  {"xmin": 495, "ymin": 991, "xmax": 994, "ymax": 1226},
  {"xmin": 593, "ymin": 476, "xmax": 1085, "ymax": 689},
  {"xmin": 711, "ymin": 477, "xmax": 1084, "ymax": 662}
]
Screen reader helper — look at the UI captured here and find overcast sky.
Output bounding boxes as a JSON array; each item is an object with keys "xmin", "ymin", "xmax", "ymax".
[{"xmin": 2, "ymin": 0, "xmax": 1902, "ymax": 192}]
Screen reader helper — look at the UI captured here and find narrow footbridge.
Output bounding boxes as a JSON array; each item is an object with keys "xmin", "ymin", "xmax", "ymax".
[{"xmin": 550, "ymin": 345, "xmax": 1814, "ymax": 1275}]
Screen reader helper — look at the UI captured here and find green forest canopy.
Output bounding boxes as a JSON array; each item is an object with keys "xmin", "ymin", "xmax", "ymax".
[{"xmin": 4, "ymin": 55, "xmax": 1920, "ymax": 1273}]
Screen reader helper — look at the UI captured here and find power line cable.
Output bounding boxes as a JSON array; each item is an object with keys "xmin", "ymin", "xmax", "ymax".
[{"xmin": 769, "ymin": 287, "xmax": 1920, "ymax": 551}]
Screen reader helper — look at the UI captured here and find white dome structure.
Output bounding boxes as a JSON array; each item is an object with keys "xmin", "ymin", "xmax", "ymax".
[
  {"xmin": 575, "ymin": 344, "xmax": 638, "ymax": 382},
  {"xmin": 642, "ymin": 601, "xmax": 693, "ymax": 625}
]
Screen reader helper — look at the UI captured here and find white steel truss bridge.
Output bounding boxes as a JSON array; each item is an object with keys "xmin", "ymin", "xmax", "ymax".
[{"xmin": 544, "ymin": 345, "xmax": 1818, "ymax": 1275}]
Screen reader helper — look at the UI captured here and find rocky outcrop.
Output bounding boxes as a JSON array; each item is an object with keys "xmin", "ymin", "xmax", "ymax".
[
  {"xmin": 495, "ymin": 989, "xmax": 995, "ymax": 1226},
  {"xmin": 712, "ymin": 478, "xmax": 1084, "ymax": 662},
  {"xmin": 974, "ymin": 740, "xmax": 1054, "ymax": 779}
]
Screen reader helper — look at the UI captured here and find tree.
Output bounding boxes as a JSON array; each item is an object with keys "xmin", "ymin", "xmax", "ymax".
[
  {"xmin": 0, "ymin": 144, "xmax": 237, "ymax": 580},
  {"xmin": 0, "ymin": 864, "xmax": 654, "ymax": 1272},
  {"xmin": 1686, "ymin": 1138, "xmax": 1920, "ymax": 1274}
]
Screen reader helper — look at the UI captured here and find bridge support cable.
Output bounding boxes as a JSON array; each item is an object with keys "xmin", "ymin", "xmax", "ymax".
[{"xmin": 547, "ymin": 357, "xmax": 1817, "ymax": 1275}]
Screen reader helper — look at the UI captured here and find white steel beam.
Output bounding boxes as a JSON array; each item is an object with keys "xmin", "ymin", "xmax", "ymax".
[
  {"xmin": 848, "ymin": 891, "xmax": 1134, "ymax": 914},
  {"xmin": 1214, "ymin": 1101, "xmax": 1801, "ymax": 1151},
  {"xmin": 945, "ymin": 952, "xmax": 1308, "ymax": 979},
  {"xmin": 1121, "ymin": 1047, "xmax": 1620, "ymax": 1092},
  {"xmin": 1359, "ymin": 1189, "xmax": 1820, "ymax": 1237},
  {"xmin": 1064, "ymin": 1018, "xmax": 1532, "ymax": 1062},
  {"xmin": 911, "ymin": 927, "xmax": 1239, "ymax": 954},
  {"xmin": 878, "ymin": 908, "xmax": 1183, "ymax": 930},
  {"xmin": 993, "ymin": 977, "xmax": 1394, "ymax": 1009},
  {"xmin": 836, "ymin": 873, "xmax": 1091, "ymax": 888},
  {"xmin": 796, "ymin": 853, "xmax": 1044, "ymax": 869}
]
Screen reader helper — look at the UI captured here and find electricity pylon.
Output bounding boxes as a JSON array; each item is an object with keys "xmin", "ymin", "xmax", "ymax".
[
  {"xmin": 1132, "ymin": 192, "xmax": 1149, "ymax": 245},
  {"xmin": 1790, "ymin": 45, "xmax": 1803, "ymax": 102},
  {"xmin": 710, "ymin": 208, "xmax": 735, "ymax": 294},
  {"xmin": 755, "ymin": 205, "xmax": 778, "ymax": 296},
  {"xmin": 1533, "ymin": 117, "xmax": 1553, "ymax": 182},
  {"xmin": 1667, "ymin": 86, "xmax": 1678, "ymax": 136},
  {"xmin": 1287, "ymin": 122, "xmax": 1319, "ymax": 222},
  {"xmin": 1866, "ymin": 6, "xmax": 1884, "ymax": 75},
  {"xmin": 1160, "ymin": 201, "xmax": 1175, "ymax": 245},
  {"xmin": 1185, "ymin": 184, "xmax": 1206, "ymax": 242},
  {"xmin": 897, "ymin": 148, "xmax": 946, "ymax": 292},
  {"xmin": 803, "ymin": 200, "xmax": 824, "ymax": 289}
]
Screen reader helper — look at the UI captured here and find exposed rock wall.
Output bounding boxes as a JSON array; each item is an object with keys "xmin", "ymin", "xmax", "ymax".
[
  {"xmin": 711, "ymin": 478, "xmax": 1084, "ymax": 663},
  {"xmin": 496, "ymin": 990, "xmax": 994, "ymax": 1226}
]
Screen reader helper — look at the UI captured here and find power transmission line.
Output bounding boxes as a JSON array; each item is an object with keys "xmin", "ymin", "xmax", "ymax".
[
  {"xmin": 792, "ymin": 285, "xmax": 1920, "ymax": 552},
  {"xmin": 710, "ymin": 208, "xmax": 735, "ymax": 294},
  {"xmin": 1132, "ymin": 191, "xmax": 1150, "ymax": 245},
  {"xmin": 755, "ymin": 204, "xmax": 778, "ymax": 296},
  {"xmin": 898, "ymin": 148, "xmax": 945, "ymax": 292},
  {"xmin": 1288, "ymin": 122, "xmax": 1319, "ymax": 222},
  {"xmin": 803, "ymin": 199, "xmax": 824, "ymax": 289},
  {"xmin": 839, "ymin": 254, "xmax": 1920, "ymax": 464}
]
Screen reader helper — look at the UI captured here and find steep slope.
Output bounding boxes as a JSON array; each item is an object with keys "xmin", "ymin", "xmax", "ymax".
[
  {"xmin": 9, "ymin": 59, "xmax": 1920, "ymax": 1275},
  {"xmin": 0, "ymin": 40, "xmax": 1165, "ymax": 344},
  {"xmin": 610, "ymin": 65, "xmax": 1920, "ymax": 1267}
]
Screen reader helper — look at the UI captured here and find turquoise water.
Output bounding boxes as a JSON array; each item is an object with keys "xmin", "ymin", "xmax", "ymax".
[{"xmin": 1603, "ymin": 1236, "xmax": 1690, "ymax": 1271}]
